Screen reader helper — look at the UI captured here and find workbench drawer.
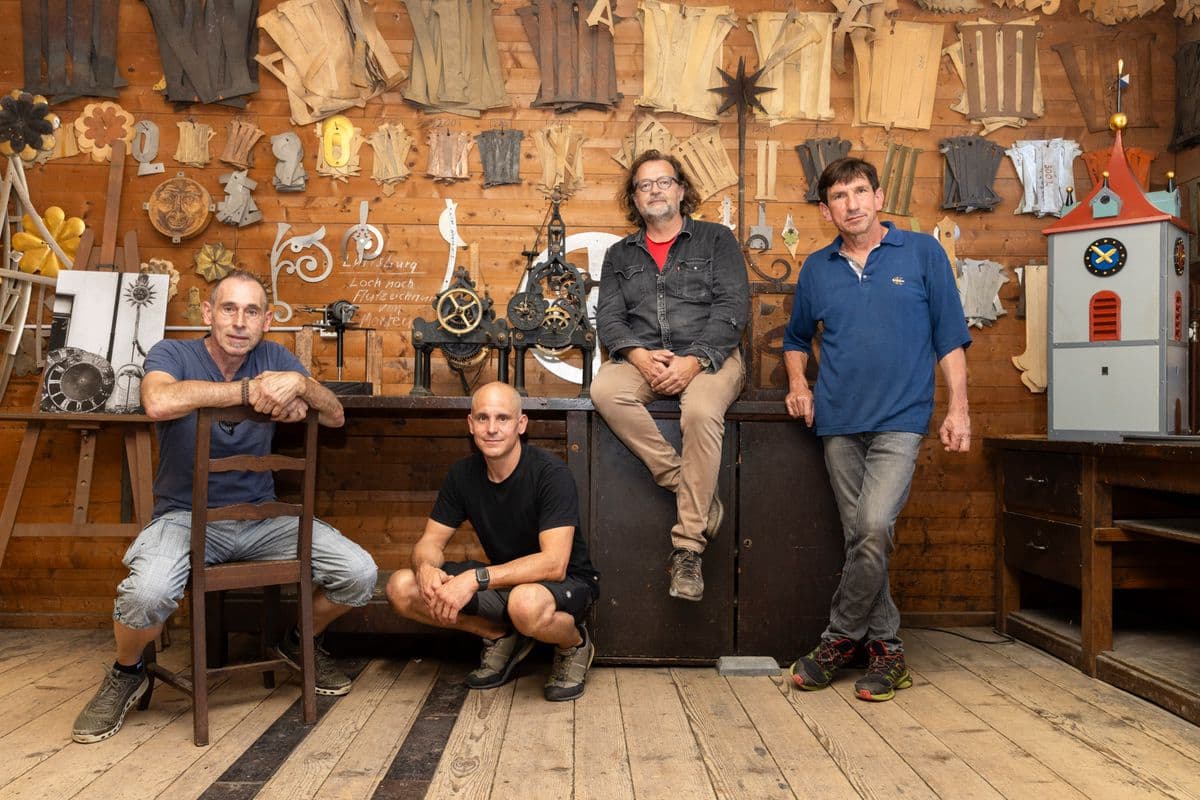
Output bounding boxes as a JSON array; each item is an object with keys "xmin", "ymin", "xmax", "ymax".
[
  {"xmin": 1001, "ymin": 451, "xmax": 1082, "ymax": 518},
  {"xmin": 1003, "ymin": 512, "xmax": 1082, "ymax": 588}
]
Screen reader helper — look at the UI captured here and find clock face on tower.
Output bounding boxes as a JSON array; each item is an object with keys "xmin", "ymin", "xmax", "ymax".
[
  {"xmin": 1175, "ymin": 237, "xmax": 1186, "ymax": 276},
  {"xmin": 1084, "ymin": 236, "xmax": 1127, "ymax": 277}
]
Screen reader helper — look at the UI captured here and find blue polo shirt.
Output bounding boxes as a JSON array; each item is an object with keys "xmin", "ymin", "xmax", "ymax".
[
  {"xmin": 143, "ymin": 337, "xmax": 308, "ymax": 518},
  {"xmin": 784, "ymin": 223, "xmax": 971, "ymax": 436}
]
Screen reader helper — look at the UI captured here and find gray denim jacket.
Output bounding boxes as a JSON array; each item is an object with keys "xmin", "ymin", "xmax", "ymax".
[{"xmin": 596, "ymin": 218, "xmax": 749, "ymax": 371}]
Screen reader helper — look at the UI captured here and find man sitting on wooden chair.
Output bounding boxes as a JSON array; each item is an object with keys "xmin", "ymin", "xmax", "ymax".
[
  {"xmin": 71, "ymin": 270, "xmax": 378, "ymax": 744},
  {"xmin": 385, "ymin": 382, "xmax": 600, "ymax": 701}
]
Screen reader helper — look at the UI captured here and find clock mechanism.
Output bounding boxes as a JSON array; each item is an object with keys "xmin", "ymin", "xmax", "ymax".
[
  {"xmin": 40, "ymin": 347, "xmax": 116, "ymax": 413},
  {"xmin": 1084, "ymin": 236, "xmax": 1127, "ymax": 277}
]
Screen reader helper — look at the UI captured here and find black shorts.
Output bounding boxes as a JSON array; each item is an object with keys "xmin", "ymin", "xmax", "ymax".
[{"xmin": 443, "ymin": 560, "xmax": 598, "ymax": 624}]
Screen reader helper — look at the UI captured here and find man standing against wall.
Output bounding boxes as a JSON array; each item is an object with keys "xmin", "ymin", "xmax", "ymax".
[
  {"xmin": 784, "ymin": 158, "xmax": 972, "ymax": 702},
  {"xmin": 592, "ymin": 150, "xmax": 749, "ymax": 602},
  {"xmin": 72, "ymin": 270, "xmax": 378, "ymax": 743}
]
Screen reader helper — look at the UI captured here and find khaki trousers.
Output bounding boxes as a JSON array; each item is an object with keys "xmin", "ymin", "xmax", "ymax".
[{"xmin": 591, "ymin": 350, "xmax": 744, "ymax": 552}]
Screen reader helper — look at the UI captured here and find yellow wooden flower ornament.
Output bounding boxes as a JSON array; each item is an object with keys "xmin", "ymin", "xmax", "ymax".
[{"xmin": 11, "ymin": 206, "xmax": 84, "ymax": 277}]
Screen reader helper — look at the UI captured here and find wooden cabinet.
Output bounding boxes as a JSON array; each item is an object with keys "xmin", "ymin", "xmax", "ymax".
[{"xmin": 989, "ymin": 436, "xmax": 1200, "ymax": 724}]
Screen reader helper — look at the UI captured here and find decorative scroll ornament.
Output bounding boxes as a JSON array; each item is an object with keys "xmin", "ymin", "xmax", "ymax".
[
  {"xmin": 216, "ymin": 170, "xmax": 263, "ymax": 227},
  {"xmin": 219, "ymin": 118, "xmax": 265, "ymax": 169},
  {"xmin": 315, "ymin": 116, "xmax": 364, "ymax": 182},
  {"xmin": 11, "ymin": 207, "xmax": 84, "ymax": 278},
  {"xmin": 0, "ymin": 91, "xmax": 59, "ymax": 162},
  {"xmin": 341, "ymin": 200, "xmax": 384, "ymax": 265},
  {"xmin": 140, "ymin": 257, "xmax": 180, "ymax": 301},
  {"xmin": 145, "ymin": 173, "xmax": 214, "ymax": 243},
  {"xmin": 271, "ymin": 132, "xmax": 307, "ymax": 192},
  {"xmin": 174, "ymin": 120, "xmax": 215, "ymax": 167},
  {"xmin": 74, "ymin": 101, "xmax": 134, "ymax": 163},
  {"xmin": 194, "ymin": 242, "xmax": 237, "ymax": 283},
  {"xmin": 368, "ymin": 122, "xmax": 415, "ymax": 193},
  {"xmin": 532, "ymin": 123, "xmax": 585, "ymax": 198},
  {"xmin": 269, "ymin": 223, "xmax": 334, "ymax": 323},
  {"xmin": 131, "ymin": 120, "xmax": 164, "ymax": 175}
]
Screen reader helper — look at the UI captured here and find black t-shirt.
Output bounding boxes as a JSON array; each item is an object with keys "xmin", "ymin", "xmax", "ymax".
[{"xmin": 430, "ymin": 444, "xmax": 598, "ymax": 581}]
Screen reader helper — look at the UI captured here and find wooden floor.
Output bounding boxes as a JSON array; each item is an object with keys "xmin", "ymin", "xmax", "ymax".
[{"xmin": 2, "ymin": 626, "xmax": 1199, "ymax": 800}]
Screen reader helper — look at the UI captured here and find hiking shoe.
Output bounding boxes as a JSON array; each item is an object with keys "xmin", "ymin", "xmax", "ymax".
[
  {"xmin": 275, "ymin": 634, "xmax": 353, "ymax": 696},
  {"xmin": 789, "ymin": 637, "xmax": 859, "ymax": 691},
  {"xmin": 855, "ymin": 640, "xmax": 913, "ymax": 702},
  {"xmin": 466, "ymin": 630, "xmax": 534, "ymax": 689},
  {"xmin": 705, "ymin": 494, "xmax": 724, "ymax": 540},
  {"xmin": 668, "ymin": 548, "xmax": 704, "ymax": 601},
  {"xmin": 545, "ymin": 624, "xmax": 595, "ymax": 702},
  {"xmin": 72, "ymin": 665, "xmax": 149, "ymax": 743}
]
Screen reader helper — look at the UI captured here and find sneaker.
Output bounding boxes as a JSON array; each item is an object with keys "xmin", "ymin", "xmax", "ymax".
[
  {"xmin": 668, "ymin": 548, "xmax": 704, "ymax": 601},
  {"xmin": 854, "ymin": 640, "xmax": 913, "ymax": 702},
  {"xmin": 545, "ymin": 624, "xmax": 595, "ymax": 702},
  {"xmin": 275, "ymin": 634, "xmax": 353, "ymax": 696},
  {"xmin": 466, "ymin": 630, "xmax": 534, "ymax": 689},
  {"xmin": 789, "ymin": 637, "xmax": 859, "ymax": 691},
  {"xmin": 72, "ymin": 665, "xmax": 149, "ymax": 743},
  {"xmin": 705, "ymin": 494, "xmax": 724, "ymax": 540}
]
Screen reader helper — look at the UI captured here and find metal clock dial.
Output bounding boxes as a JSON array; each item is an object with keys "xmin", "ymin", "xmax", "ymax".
[
  {"xmin": 1084, "ymin": 236, "xmax": 1127, "ymax": 277},
  {"xmin": 40, "ymin": 347, "xmax": 116, "ymax": 413}
]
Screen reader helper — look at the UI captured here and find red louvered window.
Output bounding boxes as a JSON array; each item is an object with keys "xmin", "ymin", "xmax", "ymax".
[
  {"xmin": 1176, "ymin": 291, "xmax": 1184, "ymax": 341},
  {"xmin": 1090, "ymin": 291, "xmax": 1121, "ymax": 341}
]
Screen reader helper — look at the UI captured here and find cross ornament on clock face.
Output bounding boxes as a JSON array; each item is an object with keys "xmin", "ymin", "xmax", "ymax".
[{"xmin": 1084, "ymin": 236, "xmax": 1127, "ymax": 277}]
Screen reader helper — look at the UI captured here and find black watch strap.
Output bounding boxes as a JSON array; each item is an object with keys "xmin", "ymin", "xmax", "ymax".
[{"xmin": 475, "ymin": 566, "xmax": 491, "ymax": 590}]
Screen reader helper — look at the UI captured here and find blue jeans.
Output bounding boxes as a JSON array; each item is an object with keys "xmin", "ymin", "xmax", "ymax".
[{"xmin": 821, "ymin": 432, "xmax": 922, "ymax": 653}]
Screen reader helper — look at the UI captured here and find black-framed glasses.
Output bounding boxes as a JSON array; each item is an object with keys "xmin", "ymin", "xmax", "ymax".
[{"xmin": 634, "ymin": 176, "xmax": 680, "ymax": 193}]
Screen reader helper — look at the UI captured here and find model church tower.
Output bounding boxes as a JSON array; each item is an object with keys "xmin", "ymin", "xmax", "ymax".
[{"xmin": 1042, "ymin": 62, "xmax": 1191, "ymax": 441}]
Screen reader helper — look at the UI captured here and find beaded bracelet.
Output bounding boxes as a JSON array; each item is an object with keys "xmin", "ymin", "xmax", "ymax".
[{"xmin": 241, "ymin": 377, "xmax": 250, "ymax": 406}]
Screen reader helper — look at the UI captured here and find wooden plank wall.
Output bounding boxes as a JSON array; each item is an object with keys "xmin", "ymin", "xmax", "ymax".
[{"xmin": 0, "ymin": 0, "xmax": 1186, "ymax": 628}]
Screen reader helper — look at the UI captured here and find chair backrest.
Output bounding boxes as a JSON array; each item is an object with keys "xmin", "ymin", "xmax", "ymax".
[{"xmin": 191, "ymin": 406, "xmax": 319, "ymax": 590}]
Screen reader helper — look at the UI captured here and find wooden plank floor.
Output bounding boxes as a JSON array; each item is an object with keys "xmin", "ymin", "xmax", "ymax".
[{"xmin": 2, "ymin": 627, "xmax": 1199, "ymax": 799}]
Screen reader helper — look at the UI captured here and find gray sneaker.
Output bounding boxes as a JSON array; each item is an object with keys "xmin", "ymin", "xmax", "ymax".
[
  {"xmin": 545, "ymin": 624, "xmax": 595, "ymax": 702},
  {"xmin": 72, "ymin": 665, "xmax": 149, "ymax": 743},
  {"xmin": 669, "ymin": 548, "xmax": 704, "ymax": 601},
  {"xmin": 274, "ymin": 634, "xmax": 352, "ymax": 696},
  {"xmin": 705, "ymin": 493, "xmax": 724, "ymax": 540},
  {"xmin": 466, "ymin": 630, "xmax": 534, "ymax": 689}
]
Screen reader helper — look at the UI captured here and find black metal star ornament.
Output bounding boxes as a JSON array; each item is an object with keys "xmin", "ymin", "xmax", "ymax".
[
  {"xmin": 709, "ymin": 57, "xmax": 773, "ymax": 245},
  {"xmin": 710, "ymin": 57, "xmax": 773, "ymax": 117}
]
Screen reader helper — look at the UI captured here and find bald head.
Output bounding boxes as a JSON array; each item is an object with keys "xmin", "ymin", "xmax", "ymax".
[{"xmin": 471, "ymin": 381, "xmax": 522, "ymax": 416}]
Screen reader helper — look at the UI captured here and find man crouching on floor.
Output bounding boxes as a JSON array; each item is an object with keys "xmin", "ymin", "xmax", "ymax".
[{"xmin": 385, "ymin": 382, "xmax": 600, "ymax": 700}]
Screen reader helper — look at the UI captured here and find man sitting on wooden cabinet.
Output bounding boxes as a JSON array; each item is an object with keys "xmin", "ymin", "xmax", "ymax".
[
  {"xmin": 71, "ymin": 270, "xmax": 378, "ymax": 744},
  {"xmin": 591, "ymin": 150, "xmax": 749, "ymax": 603},
  {"xmin": 783, "ymin": 158, "xmax": 972, "ymax": 702},
  {"xmin": 386, "ymin": 381, "xmax": 600, "ymax": 701}
]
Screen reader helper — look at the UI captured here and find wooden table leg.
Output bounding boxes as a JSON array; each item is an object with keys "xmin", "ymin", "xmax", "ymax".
[{"xmin": 0, "ymin": 422, "xmax": 41, "ymax": 567}]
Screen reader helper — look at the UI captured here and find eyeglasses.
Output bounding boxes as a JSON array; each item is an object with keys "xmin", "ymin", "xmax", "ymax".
[
  {"xmin": 634, "ymin": 176, "xmax": 681, "ymax": 193},
  {"xmin": 216, "ymin": 303, "xmax": 263, "ymax": 321}
]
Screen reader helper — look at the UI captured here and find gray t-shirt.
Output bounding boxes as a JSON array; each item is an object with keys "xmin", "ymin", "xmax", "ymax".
[{"xmin": 143, "ymin": 337, "xmax": 307, "ymax": 518}]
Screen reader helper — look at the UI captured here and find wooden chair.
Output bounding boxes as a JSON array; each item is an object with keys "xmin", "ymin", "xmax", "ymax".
[{"xmin": 139, "ymin": 406, "xmax": 319, "ymax": 746}]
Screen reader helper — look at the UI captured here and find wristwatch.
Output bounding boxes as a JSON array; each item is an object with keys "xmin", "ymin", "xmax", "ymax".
[
  {"xmin": 475, "ymin": 566, "xmax": 491, "ymax": 591},
  {"xmin": 696, "ymin": 355, "xmax": 712, "ymax": 371}
]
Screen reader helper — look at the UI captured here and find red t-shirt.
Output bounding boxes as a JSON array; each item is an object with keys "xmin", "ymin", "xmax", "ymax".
[{"xmin": 646, "ymin": 235, "xmax": 676, "ymax": 271}]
